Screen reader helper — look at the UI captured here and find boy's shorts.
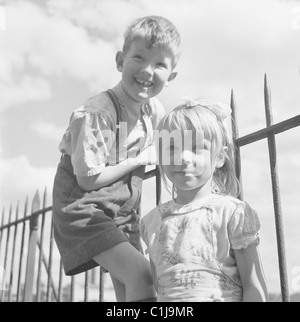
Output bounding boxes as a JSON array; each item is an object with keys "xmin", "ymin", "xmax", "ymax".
[{"xmin": 52, "ymin": 154, "xmax": 145, "ymax": 276}]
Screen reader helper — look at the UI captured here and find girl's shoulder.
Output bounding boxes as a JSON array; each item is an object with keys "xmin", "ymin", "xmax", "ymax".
[
  {"xmin": 142, "ymin": 201, "xmax": 172, "ymax": 224},
  {"xmin": 141, "ymin": 201, "xmax": 174, "ymax": 234},
  {"xmin": 211, "ymin": 194, "xmax": 257, "ymax": 217}
]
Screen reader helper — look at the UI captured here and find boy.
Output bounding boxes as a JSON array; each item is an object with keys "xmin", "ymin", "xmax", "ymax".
[{"xmin": 52, "ymin": 16, "xmax": 181, "ymax": 302}]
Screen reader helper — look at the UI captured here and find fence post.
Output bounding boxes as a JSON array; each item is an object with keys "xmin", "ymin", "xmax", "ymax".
[
  {"xmin": 264, "ymin": 75, "xmax": 290, "ymax": 302},
  {"xmin": 8, "ymin": 202, "xmax": 20, "ymax": 302},
  {"xmin": 231, "ymin": 90, "xmax": 244, "ymax": 200},
  {"xmin": 155, "ymin": 167, "xmax": 162, "ymax": 206},
  {"xmin": 0, "ymin": 208, "xmax": 5, "ymax": 252},
  {"xmin": 24, "ymin": 190, "xmax": 40, "ymax": 302},
  {"xmin": 17, "ymin": 197, "xmax": 28, "ymax": 302}
]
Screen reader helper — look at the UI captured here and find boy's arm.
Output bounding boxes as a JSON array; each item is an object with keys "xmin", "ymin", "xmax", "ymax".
[
  {"xmin": 234, "ymin": 244, "xmax": 269, "ymax": 302},
  {"xmin": 77, "ymin": 145, "xmax": 157, "ymax": 192},
  {"xmin": 77, "ymin": 157, "xmax": 140, "ymax": 192}
]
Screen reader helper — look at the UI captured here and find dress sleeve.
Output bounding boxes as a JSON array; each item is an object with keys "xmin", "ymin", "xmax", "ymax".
[
  {"xmin": 140, "ymin": 217, "xmax": 149, "ymax": 247},
  {"xmin": 228, "ymin": 201, "xmax": 261, "ymax": 250},
  {"xmin": 140, "ymin": 208, "xmax": 161, "ymax": 255},
  {"xmin": 69, "ymin": 112, "xmax": 116, "ymax": 177}
]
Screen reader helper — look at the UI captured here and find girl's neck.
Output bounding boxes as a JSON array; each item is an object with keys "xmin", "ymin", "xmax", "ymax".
[
  {"xmin": 175, "ymin": 182, "xmax": 212, "ymax": 205},
  {"xmin": 112, "ymin": 82, "xmax": 144, "ymax": 114}
]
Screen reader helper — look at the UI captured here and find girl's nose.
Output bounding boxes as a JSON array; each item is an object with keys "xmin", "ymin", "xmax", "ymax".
[{"xmin": 180, "ymin": 150, "xmax": 194, "ymax": 165}]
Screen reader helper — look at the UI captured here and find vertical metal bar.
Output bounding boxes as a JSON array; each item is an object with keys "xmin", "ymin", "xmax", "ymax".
[
  {"xmin": 155, "ymin": 166, "xmax": 162, "ymax": 206},
  {"xmin": 58, "ymin": 260, "xmax": 64, "ymax": 302},
  {"xmin": 231, "ymin": 90, "xmax": 244, "ymax": 200},
  {"xmin": 2, "ymin": 205, "xmax": 13, "ymax": 301},
  {"xmin": 8, "ymin": 202, "xmax": 20, "ymax": 302},
  {"xmin": 36, "ymin": 240, "xmax": 58, "ymax": 301},
  {"xmin": 3, "ymin": 206, "xmax": 12, "ymax": 271},
  {"xmin": 90, "ymin": 268, "xmax": 96, "ymax": 285},
  {"xmin": 0, "ymin": 208, "xmax": 5, "ymax": 288},
  {"xmin": 17, "ymin": 198, "xmax": 28, "ymax": 302},
  {"xmin": 0, "ymin": 208, "xmax": 7, "ymax": 302},
  {"xmin": 99, "ymin": 267, "xmax": 104, "ymax": 302},
  {"xmin": 0, "ymin": 208, "xmax": 5, "ymax": 254},
  {"xmin": 46, "ymin": 217, "xmax": 54, "ymax": 302},
  {"xmin": 84, "ymin": 271, "xmax": 89, "ymax": 302},
  {"xmin": 24, "ymin": 191, "xmax": 40, "ymax": 302},
  {"xmin": 36, "ymin": 188, "xmax": 47, "ymax": 302},
  {"xmin": 264, "ymin": 75, "xmax": 289, "ymax": 302},
  {"xmin": 70, "ymin": 276, "xmax": 75, "ymax": 302}
]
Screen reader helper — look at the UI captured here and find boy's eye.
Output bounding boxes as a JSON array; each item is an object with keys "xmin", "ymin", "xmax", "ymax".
[{"xmin": 133, "ymin": 55, "xmax": 143, "ymax": 61}]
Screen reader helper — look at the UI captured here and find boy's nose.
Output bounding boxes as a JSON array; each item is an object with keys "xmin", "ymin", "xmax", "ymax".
[{"xmin": 142, "ymin": 64, "xmax": 154, "ymax": 76}]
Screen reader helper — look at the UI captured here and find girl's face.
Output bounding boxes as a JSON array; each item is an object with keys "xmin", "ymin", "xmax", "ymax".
[
  {"xmin": 162, "ymin": 131, "xmax": 216, "ymax": 198},
  {"xmin": 116, "ymin": 37, "xmax": 177, "ymax": 103}
]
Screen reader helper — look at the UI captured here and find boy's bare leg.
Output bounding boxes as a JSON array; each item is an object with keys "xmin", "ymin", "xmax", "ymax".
[
  {"xmin": 110, "ymin": 274, "xmax": 126, "ymax": 302},
  {"xmin": 93, "ymin": 242, "xmax": 156, "ymax": 302}
]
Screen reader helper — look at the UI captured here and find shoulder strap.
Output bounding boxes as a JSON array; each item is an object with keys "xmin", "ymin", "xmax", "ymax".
[
  {"xmin": 105, "ymin": 89, "xmax": 121, "ymax": 163},
  {"xmin": 105, "ymin": 89, "xmax": 121, "ymax": 124}
]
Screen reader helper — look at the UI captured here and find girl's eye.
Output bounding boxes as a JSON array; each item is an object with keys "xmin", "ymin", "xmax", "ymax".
[
  {"xmin": 168, "ymin": 145, "xmax": 175, "ymax": 151},
  {"xmin": 157, "ymin": 62, "xmax": 167, "ymax": 69},
  {"xmin": 193, "ymin": 145, "xmax": 201, "ymax": 153},
  {"xmin": 193, "ymin": 144, "xmax": 208, "ymax": 152}
]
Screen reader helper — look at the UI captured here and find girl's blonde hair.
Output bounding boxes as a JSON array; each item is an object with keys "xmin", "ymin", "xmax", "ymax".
[
  {"xmin": 123, "ymin": 16, "xmax": 181, "ymax": 68},
  {"xmin": 156, "ymin": 101, "xmax": 240, "ymax": 197}
]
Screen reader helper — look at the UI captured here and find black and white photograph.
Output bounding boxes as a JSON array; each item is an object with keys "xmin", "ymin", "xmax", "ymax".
[{"xmin": 0, "ymin": 0, "xmax": 300, "ymax": 305}]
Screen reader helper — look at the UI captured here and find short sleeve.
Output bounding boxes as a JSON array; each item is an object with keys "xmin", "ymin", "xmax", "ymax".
[
  {"xmin": 140, "ymin": 218, "xmax": 149, "ymax": 247},
  {"xmin": 68, "ymin": 112, "xmax": 116, "ymax": 177},
  {"xmin": 140, "ymin": 208, "xmax": 162, "ymax": 255},
  {"xmin": 228, "ymin": 201, "xmax": 261, "ymax": 250}
]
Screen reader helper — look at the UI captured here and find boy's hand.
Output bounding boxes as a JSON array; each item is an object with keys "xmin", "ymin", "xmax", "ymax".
[{"xmin": 137, "ymin": 145, "xmax": 157, "ymax": 166}]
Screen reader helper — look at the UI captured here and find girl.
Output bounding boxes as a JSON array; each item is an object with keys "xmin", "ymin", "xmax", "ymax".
[{"xmin": 140, "ymin": 97, "xmax": 268, "ymax": 302}]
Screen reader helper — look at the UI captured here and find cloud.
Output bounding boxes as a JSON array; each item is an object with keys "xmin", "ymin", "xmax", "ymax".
[
  {"xmin": 31, "ymin": 121, "xmax": 65, "ymax": 142},
  {"xmin": 0, "ymin": 155, "xmax": 56, "ymax": 209},
  {"xmin": 0, "ymin": 1, "xmax": 121, "ymax": 110},
  {"xmin": 0, "ymin": 77, "xmax": 52, "ymax": 111},
  {"xmin": 47, "ymin": 0, "xmax": 146, "ymax": 40},
  {"xmin": 148, "ymin": 0, "xmax": 300, "ymax": 128}
]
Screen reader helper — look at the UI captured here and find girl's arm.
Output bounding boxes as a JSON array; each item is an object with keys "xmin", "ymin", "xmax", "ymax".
[
  {"xmin": 234, "ymin": 244, "xmax": 268, "ymax": 302},
  {"xmin": 77, "ymin": 145, "xmax": 157, "ymax": 192}
]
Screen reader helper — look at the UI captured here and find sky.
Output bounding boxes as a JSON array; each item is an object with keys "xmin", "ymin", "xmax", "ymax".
[{"xmin": 0, "ymin": 0, "xmax": 300, "ymax": 296}]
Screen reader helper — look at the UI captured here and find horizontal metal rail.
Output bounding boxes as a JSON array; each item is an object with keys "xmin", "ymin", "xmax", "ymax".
[{"xmin": 235, "ymin": 115, "xmax": 300, "ymax": 147}]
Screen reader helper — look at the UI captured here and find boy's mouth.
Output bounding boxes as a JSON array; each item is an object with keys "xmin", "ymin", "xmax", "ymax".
[{"xmin": 135, "ymin": 78, "xmax": 153, "ymax": 88}]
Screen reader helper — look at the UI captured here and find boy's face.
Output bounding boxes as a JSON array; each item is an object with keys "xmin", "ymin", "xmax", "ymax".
[{"xmin": 116, "ymin": 37, "xmax": 177, "ymax": 103}]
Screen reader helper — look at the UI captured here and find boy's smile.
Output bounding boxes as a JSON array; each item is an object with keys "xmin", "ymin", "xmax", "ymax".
[{"xmin": 116, "ymin": 37, "xmax": 176, "ymax": 103}]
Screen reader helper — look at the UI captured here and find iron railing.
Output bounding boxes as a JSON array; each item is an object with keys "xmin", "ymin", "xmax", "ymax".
[{"xmin": 1, "ymin": 75, "xmax": 299, "ymax": 302}]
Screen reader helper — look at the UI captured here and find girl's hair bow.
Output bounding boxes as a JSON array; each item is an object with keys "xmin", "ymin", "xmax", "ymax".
[
  {"xmin": 181, "ymin": 97, "xmax": 232, "ymax": 122},
  {"xmin": 181, "ymin": 96, "xmax": 232, "ymax": 143}
]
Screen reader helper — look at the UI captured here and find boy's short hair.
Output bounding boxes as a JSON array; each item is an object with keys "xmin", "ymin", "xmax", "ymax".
[{"xmin": 123, "ymin": 16, "xmax": 181, "ymax": 68}]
